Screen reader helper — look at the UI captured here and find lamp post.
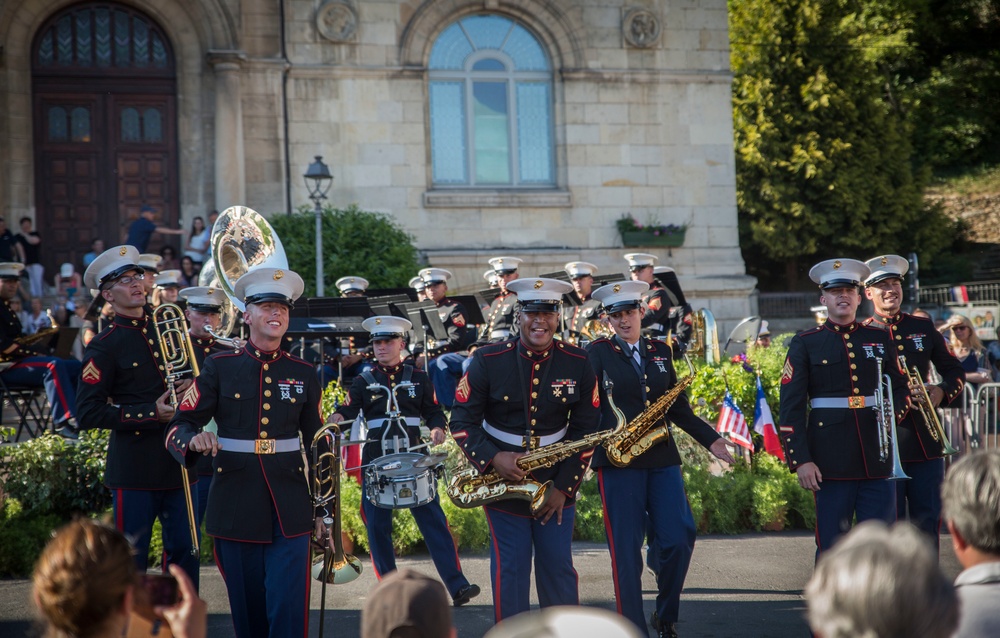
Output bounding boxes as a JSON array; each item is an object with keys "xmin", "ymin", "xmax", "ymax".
[{"xmin": 304, "ymin": 156, "xmax": 333, "ymax": 296}]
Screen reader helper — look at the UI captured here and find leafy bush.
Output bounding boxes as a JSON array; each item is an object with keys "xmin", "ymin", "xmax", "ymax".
[
  {"xmin": 269, "ymin": 204, "xmax": 421, "ymax": 297},
  {"xmin": 0, "ymin": 498, "xmax": 63, "ymax": 577},
  {"xmin": 0, "ymin": 430, "xmax": 112, "ymax": 516}
]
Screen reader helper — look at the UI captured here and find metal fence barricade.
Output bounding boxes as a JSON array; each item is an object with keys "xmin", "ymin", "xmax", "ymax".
[
  {"xmin": 940, "ymin": 385, "xmax": 976, "ymax": 466},
  {"xmin": 973, "ymin": 382, "xmax": 1000, "ymax": 451}
]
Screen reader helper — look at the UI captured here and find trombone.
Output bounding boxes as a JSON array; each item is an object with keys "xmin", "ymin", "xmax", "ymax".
[
  {"xmin": 152, "ymin": 303, "xmax": 202, "ymax": 555},
  {"xmin": 310, "ymin": 422, "xmax": 362, "ymax": 637},
  {"xmin": 874, "ymin": 357, "xmax": 910, "ymax": 481},
  {"xmin": 898, "ymin": 355, "xmax": 959, "ymax": 456}
]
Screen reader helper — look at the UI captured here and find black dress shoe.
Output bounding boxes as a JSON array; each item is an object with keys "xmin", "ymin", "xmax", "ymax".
[
  {"xmin": 657, "ymin": 622, "xmax": 679, "ymax": 638},
  {"xmin": 453, "ymin": 583, "xmax": 480, "ymax": 607},
  {"xmin": 55, "ymin": 424, "xmax": 78, "ymax": 440},
  {"xmin": 650, "ymin": 611, "xmax": 660, "ymax": 630}
]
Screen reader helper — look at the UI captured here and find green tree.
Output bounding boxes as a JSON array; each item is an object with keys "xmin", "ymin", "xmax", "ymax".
[
  {"xmin": 269, "ymin": 204, "xmax": 421, "ymax": 296},
  {"xmin": 730, "ymin": 0, "xmax": 959, "ymax": 288}
]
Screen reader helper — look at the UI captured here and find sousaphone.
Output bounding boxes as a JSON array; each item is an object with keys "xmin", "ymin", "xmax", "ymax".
[{"xmin": 199, "ymin": 206, "xmax": 289, "ymax": 334}]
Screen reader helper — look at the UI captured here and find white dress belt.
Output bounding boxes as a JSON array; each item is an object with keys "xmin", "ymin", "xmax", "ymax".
[
  {"xmin": 366, "ymin": 416, "xmax": 422, "ymax": 429},
  {"xmin": 217, "ymin": 437, "xmax": 301, "ymax": 454},
  {"xmin": 809, "ymin": 396, "xmax": 878, "ymax": 409},
  {"xmin": 483, "ymin": 421, "xmax": 568, "ymax": 447},
  {"xmin": 490, "ymin": 329, "xmax": 511, "ymax": 339}
]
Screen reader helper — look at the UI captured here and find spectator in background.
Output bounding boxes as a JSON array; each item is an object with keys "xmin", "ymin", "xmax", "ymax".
[
  {"xmin": 32, "ymin": 518, "xmax": 207, "ymax": 638},
  {"xmin": 202, "ymin": 210, "xmax": 218, "ymax": 263},
  {"xmin": 805, "ymin": 521, "xmax": 958, "ymax": 638},
  {"xmin": 361, "ymin": 568, "xmax": 456, "ymax": 638},
  {"xmin": 179, "ymin": 255, "xmax": 199, "ymax": 288},
  {"xmin": 159, "ymin": 245, "xmax": 179, "ymax": 271},
  {"xmin": 9, "ymin": 297, "xmax": 28, "ymax": 334},
  {"xmin": 0, "ymin": 218, "xmax": 23, "ymax": 262},
  {"xmin": 184, "ymin": 216, "xmax": 209, "ymax": 266},
  {"xmin": 26, "ymin": 297, "xmax": 52, "ymax": 335},
  {"xmin": 942, "ymin": 450, "xmax": 1000, "ymax": 638},
  {"xmin": 941, "ymin": 314, "xmax": 991, "ymax": 387},
  {"xmin": 484, "ymin": 607, "xmax": 643, "ymax": 638},
  {"xmin": 16, "ymin": 217, "xmax": 44, "ymax": 297},
  {"xmin": 83, "ymin": 237, "xmax": 104, "ymax": 269},
  {"xmin": 125, "ymin": 205, "xmax": 184, "ymax": 253},
  {"xmin": 755, "ymin": 320, "xmax": 772, "ymax": 348},
  {"xmin": 53, "ymin": 263, "xmax": 82, "ymax": 304},
  {"xmin": 987, "ymin": 325, "xmax": 1000, "ymax": 382}
]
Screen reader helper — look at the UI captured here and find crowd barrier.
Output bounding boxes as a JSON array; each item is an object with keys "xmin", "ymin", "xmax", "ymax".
[{"xmin": 940, "ymin": 382, "xmax": 999, "ymax": 465}]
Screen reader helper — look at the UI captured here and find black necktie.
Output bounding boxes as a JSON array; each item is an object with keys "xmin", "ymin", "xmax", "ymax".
[{"xmin": 629, "ymin": 344, "xmax": 643, "ymax": 377}]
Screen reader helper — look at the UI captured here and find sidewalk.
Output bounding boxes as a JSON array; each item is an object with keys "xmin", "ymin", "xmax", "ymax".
[{"xmin": 0, "ymin": 532, "xmax": 964, "ymax": 637}]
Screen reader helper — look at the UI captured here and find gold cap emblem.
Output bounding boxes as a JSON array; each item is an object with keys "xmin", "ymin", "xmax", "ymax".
[
  {"xmin": 613, "ymin": 284, "xmax": 622, "ymax": 293},
  {"xmin": 207, "ymin": 289, "xmax": 215, "ymax": 295},
  {"xmin": 375, "ymin": 317, "xmax": 382, "ymax": 325},
  {"xmin": 833, "ymin": 261, "xmax": 842, "ymax": 269},
  {"xmin": 881, "ymin": 256, "xmax": 888, "ymax": 265},
  {"xmin": 273, "ymin": 270, "xmax": 284, "ymax": 280},
  {"xmin": 119, "ymin": 247, "xmax": 128, "ymax": 256},
  {"xmin": 534, "ymin": 280, "xmax": 543, "ymax": 289}
]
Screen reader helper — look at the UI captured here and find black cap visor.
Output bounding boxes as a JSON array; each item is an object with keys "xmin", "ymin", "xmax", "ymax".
[
  {"xmin": 370, "ymin": 332, "xmax": 405, "ymax": 341},
  {"xmin": 188, "ymin": 303, "xmax": 223, "ymax": 313},
  {"xmin": 519, "ymin": 300, "xmax": 561, "ymax": 313},
  {"xmin": 99, "ymin": 264, "xmax": 144, "ymax": 289},
  {"xmin": 864, "ymin": 273, "xmax": 904, "ymax": 287},
  {"xmin": 819, "ymin": 278, "xmax": 861, "ymax": 290},
  {"xmin": 245, "ymin": 292, "xmax": 294, "ymax": 308},
  {"xmin": 603, "ymin": 299, "xmax": 643, "ymax": 315}
]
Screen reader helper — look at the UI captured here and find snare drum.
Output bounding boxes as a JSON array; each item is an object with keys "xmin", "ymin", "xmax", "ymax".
[{"xmin": 364, "ymin": 452, "xmax": 439, "ymax": 509}]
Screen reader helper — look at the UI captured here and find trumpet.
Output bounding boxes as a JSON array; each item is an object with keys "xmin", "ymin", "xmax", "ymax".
[
  {"xmin": 898, "ymin": 355, "xmax": 958, "ymax": 456},
  {"xmin": 874, "ymin": 357, "xmax": 910, "ymax": 481},
  {"xmin": 152, "ymin": 303, "xmax": 201, "ymax": 555}
]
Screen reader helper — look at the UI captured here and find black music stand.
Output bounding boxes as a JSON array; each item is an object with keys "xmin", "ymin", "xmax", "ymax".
[
  {"xmin": 394, "ymin": 299, "xmax": 449, "ymax": 356},
  {"xmin": 288, "ymin": 297, "xmax": 372, "ymax": 386}
]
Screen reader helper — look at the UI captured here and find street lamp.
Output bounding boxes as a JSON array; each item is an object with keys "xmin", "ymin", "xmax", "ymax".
[{"xmin": 304, "ymin": 155, "xmax": 333, "ymax": 296}]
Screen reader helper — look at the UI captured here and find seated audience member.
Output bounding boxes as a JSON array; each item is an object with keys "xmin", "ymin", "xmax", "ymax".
[
  {"xmin": 159, "ymin": 245, "xmax": 180, "ymax": 271},
  {"xmin": 941, "ymin": 450, "xmax": 1000, "ymax": 638},
  {"xmin": 83, "ymin": 238, "xmax": 104, "ymax": 269},
  {"xmin": 805, "ymin": 521, "xmax": 958, "ymax": 638},
  {"xmin": 362, "ymin": 568, "xmax": 456, "ymax": 638},
  {"xmin": 32, "ymin": 518, "xmax": 207, "ymax": 638},
  {"xmin": 483, "ymin": 607, "xmax": 642, "ymax": 638},
  {"xmin": 26, "ymin": 297, "xmax": 52, "ymax": 335},
  {"xmin": 53, "ymin": 263, "xmax": 83, "ymax": 303},
  {"xmin": 8, "ymin": 296, "xmax": 28, "ymax": 334}
]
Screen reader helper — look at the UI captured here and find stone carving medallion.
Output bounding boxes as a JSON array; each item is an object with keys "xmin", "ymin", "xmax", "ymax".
[
  {"xmin": 317, "ymin": 1, "xmax": 357, "ymax": 43},
  {"xmin": 623, "ymin": 8, "xmax": 661, "ymax": 48}
]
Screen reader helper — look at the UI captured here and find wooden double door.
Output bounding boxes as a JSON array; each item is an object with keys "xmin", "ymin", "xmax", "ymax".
[{"xmin": 33, "ymin": 86, "xmax": 178, "ymax": 275}]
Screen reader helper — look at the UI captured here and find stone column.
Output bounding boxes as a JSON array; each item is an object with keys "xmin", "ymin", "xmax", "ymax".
[{"xmin": 207, "ymin": 50, "xmax": 247, "ymax": 211}]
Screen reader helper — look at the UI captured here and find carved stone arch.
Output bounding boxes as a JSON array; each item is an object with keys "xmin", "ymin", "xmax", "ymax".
[{"xmin": 400, "ymin": 0, "xmax": 586, "ymax": 70}]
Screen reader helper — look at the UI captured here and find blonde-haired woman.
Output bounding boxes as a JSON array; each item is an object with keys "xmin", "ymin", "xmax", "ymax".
[{"xmin": 942, "ymin": 315, "xmax": 990, "ymax": 386}]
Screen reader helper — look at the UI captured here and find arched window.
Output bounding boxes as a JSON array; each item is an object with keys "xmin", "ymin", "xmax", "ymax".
[{"xmin": 428, "ymin": 15, "xmax": 554, "ymax": 188}]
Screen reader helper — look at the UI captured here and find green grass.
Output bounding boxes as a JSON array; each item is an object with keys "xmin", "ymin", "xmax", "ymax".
[{"xmin": 928, "ymin": 164, "xmax": 1000, "ymax": 197}]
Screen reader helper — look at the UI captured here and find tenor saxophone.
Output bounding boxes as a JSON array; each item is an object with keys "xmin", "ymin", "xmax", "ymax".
[
  {"xmin": 603, "ymin": 356, "xmax": 696, "ymax": 467},
  {"xmin": 446, "ymin": 373, "xmax": 627, "ymax": 513}
]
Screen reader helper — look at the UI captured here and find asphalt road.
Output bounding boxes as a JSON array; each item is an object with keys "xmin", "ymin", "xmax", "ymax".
[{"xmin": 0, "ymin": 532, "xmax": 964, "ymax": 637}]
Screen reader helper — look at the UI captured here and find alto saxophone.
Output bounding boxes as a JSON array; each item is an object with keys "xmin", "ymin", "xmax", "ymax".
[
  {"xmin": 446, "ymin": 373, "xmax": 627, "ymax": 513},
  {"xmin": 603, "ymin": 356, "xmax": 696, "ymax": 467}
]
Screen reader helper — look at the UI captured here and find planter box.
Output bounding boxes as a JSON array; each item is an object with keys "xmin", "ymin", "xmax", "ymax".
[{"xmin": 621, "ymin": 230, "xmax": 686, "ymax": 247}]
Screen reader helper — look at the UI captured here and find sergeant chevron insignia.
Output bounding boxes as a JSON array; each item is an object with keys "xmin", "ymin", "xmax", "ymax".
[{"xmin": 82, "ymin": 360, "xmax": 102, "ymax": 384}]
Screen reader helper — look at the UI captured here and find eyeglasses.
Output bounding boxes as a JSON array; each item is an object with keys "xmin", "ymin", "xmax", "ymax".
[
  {"xmin": 953, "ymin": 326, "xmax": 970, "ymax": 332},
  {"xmin": 111, "ymin": 273, "xmax": 145, "ymax": 287}
]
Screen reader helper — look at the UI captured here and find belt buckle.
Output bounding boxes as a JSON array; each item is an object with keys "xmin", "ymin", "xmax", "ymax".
[
  {"xmin": 522, "ymin": 435, "xmax": 540, "ymax": 450},
  {"xmin": 848, "ymin": 396, "xmax": 865, "ymax": 409},
  {"xmin": 255, "ymin": 438, "xmax": 276, "ymax": 454}
]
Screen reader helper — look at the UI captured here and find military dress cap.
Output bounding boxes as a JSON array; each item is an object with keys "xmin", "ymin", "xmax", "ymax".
[
  {"xmin": 154, "ymin": 269, "xmax": 182, "ymax": 289},
  {"xmin": 624, "ymin": 252, "xmax": 658, "ymax": 269},
  {"xmin": 84, "ymin": 245, "xmax": 144, "ymax": 290},
  {"xmin": 484, "ymin": 269, "xmax": 499, "ymax": 286},
  {"xmin": 136, "ymin": 253, "xmax": 162, "ymax": 273},
  {"xmin": 361, "ymin": 568, "xmax": 452, "ymax": 638},
  {"xmin": 564, "ymin": 261, "xmax": 598, "ymax": 279},
  {"xmin": 488, "ymin": 256, "xmax": 523, "ymax": 275},
  {"xmin": 408, "ymin": 275, "xmax": 426, "ymax": 292},
  {"xmin": 507, "ymin": 277, "xmax": 573, "ymax": 313},
  {"xmin": 758, "ymin": 320, "xmax": 771, "ymax": 337},
  {"xmin": 362, "ymin": 315, "xmax": 412, "ymax": 340},
  {"xmin": 0, "ymin": 262, "xmax": 25, "ymax": 280},
  {"xmin": 592, "ymin": 280, "xmax": 651, "ymax": 315},
  {"xmin": 233, "ymin": 267, "xmax": 305, "ymax": 308},
  {"xmin": 419, "ymin": 267, "xmax": 452, "ymax": 285},
  {"xmin": 335, "ymin": 276, "xmax": 369, "ymax": 295},
  {"xmin": 864, "ymin": 254, "xmax": 909, "ymax": 286},
  {"xmin": 808, "ymin": 258, "xmax": 871, "ymax": 290},
  {"xmin": 653, "ymin": 265, "xmax": 675, "ymax": 274},
  {"xmin": 179, "ymin": 286, "xmax": 225, "ymax": 313}
]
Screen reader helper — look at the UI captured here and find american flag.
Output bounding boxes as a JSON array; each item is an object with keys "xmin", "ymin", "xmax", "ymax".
[{"xmin": 716, "ymin": 389, "xmax": 753, "ymax": 451}]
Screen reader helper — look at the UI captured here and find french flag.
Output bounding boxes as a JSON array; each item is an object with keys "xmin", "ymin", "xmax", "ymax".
[
  {"xmin": 753, "ymin": 377, "xmax": 785, "ymax": 461},
  {"xmin": 716, "ymin": 390, "xmax": 753, "ymax": 451}
]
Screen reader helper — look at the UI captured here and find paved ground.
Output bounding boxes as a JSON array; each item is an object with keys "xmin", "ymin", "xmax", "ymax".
[{"xmin": 0, "ymin": 532, "xmax": 963, "ymax": 637}]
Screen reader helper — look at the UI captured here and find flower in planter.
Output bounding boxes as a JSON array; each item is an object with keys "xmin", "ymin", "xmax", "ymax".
[{"xmin": 616, "ymin": 213, "xmax": 686, "ymax": 237}]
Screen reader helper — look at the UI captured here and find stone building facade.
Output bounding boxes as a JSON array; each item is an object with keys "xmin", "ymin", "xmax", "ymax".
[{"xmin": 0, "ymin": 0, "xmax": 755, "ymax": 326}]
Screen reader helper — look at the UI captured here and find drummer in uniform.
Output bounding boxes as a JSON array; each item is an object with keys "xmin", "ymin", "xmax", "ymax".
[
  {"xmin": 76, "ymin": 246, "xmax": 199, "ymax": 587},
  {"xmin": 178, "ymin": 285, "xmax": 230, "ymax": 532},
  {"xmin": 449, "ymin": 278, "xmax": 601, "ymax": 621},
  {"xmin": 419, "ymin": 267, "xmax": 473, "ymax": 407},
  {"xmin": 778, "ymin": 258, "xmax": 911, "ymax": 556},
  {"xmin": 164, "ymin": 266, "xmax": 323, "ymax": 637},
  {"xmin": 862, "ymin": 255, "xmax": 965, "ymax": 551},
  {"xmin": 587, "ymin": 280, "xmax": 735, "ymax": 637},
  {"xmin": 562, "ymin": 261, "xmax": 602, "ymax": 345},
  {"xmin": 329, "ymin": 315, "xmax": 480, "ymax": 606}
]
